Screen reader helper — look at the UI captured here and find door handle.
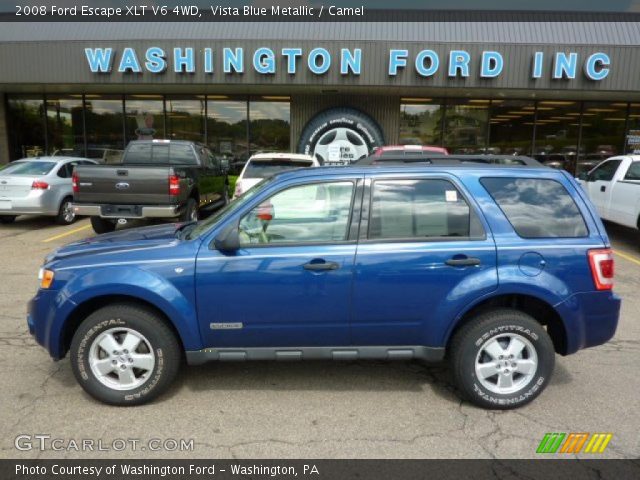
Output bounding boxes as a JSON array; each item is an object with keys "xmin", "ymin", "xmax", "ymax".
[
  {"xmin": 303, "ymin": 260, "xmax": 340, "ymax": 271},
  {"xmin": 600, "ymin": 185, "xmax": 606, "ymax": 192},
  {"xmin": 445, "ymin": 256, "xmax": 481, "ymax": 267}
]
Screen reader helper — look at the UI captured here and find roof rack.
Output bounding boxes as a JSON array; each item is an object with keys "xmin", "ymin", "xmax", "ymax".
[{"xmin": 355, "ymin": 154, "xmax": 543, "ymax": 167}]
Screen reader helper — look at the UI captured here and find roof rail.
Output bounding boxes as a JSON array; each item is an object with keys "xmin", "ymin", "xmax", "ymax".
[{"xmin": 355, "ymin": 154, "xmax": 543, "ymax": 167}]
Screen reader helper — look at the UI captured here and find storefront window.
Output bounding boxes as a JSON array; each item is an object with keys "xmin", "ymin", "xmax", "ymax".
[
  {"xmin": 125, "ymin": 95, "xmax": 164, "ymax": 143},
  {"xmin": 166, "ymin": 96, "xmax": 205, "ymax": 144},
  {"xmin": 207, "ymin": 98, "xmax": 249, "ymax": 169},
  {"xmin": 6, "ymin": 95, "xmax": 46, "ymax": 160},
  {"xmin": 532, "ymin": 100, "xmax": 581, "ymax": 172},
  {"xmin": 443, "ymin": 100, "xmax": 489, "ymax": 154},
  {"xmin": 489, "ymin": 100, "xmax": 536, "ymax": 155},
  {"xmin": 249, "ymin": 98, "xmax": 290, "ymax": 154},
  {"xmin": 84, "ymin": 95, "xmax": 125, "ymax": 164},
  {"xmin": 46, "ymin": 96, "xmax": 84, "ymax": 157},
  {"xmin": 579, "ymin": 102, "xmax": 627, "ymax": 168},
  {"xmin": 399, "ymin": 100, "xmax": 444, "ymax": 146},
  {"xmin": 626, "ymin": 103, "xmax": 640, "ymax": 154}
]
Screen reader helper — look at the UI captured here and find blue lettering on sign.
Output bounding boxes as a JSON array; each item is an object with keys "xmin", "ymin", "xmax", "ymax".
[
  {"xmin": 204, "ymin": 48, "xmax": 213, "ymax": 74},
  {"xmin": 341, "ymin": 48, "xmax": 361, "ymax": 75},
  {"xmin": 448, "ymin": 50, "xmax": 470, "ymax": 77},
  {"xmin": 118, "ymin": 48, "xmax": 141, "ymax": 73},
  {"xmin": 584, "ymin": 52, "xmax": 610, "ymax": 80},
  {"xmin": 145, "ymin": 47, "xmax": 166, "ymax": 73},
  {"xmin": 553, "ymin": 52, "xmax": 578, "ymax": 79},
  {"xmin": 480, "ymin": 51, "xmax": 503, "ymax": 78},
  {"xmin": 389, "ymin": 49, "xmax": 408, "ymax": 76},
  {"xmin": 532, "ymin": 51, "xmax": 544, "ymax": 79},
  {"xmin": 173, "ymin": 47, "xmax": 195, "ymax": 73},
  {"xmin": 223, "ymin": 48, "xmax": 244, "ymax": 74},
  {"xmin": 282, "ymin": 48, "xmax": 302, "ymax": 74},
  {"xmin": 85, "ymin": 48, "xmax": 113, "ymax": 73},
  {"xmin": 308, "ymin": 48, "xmax": 331, "ymax": 75},
  {"xmin": 254, "ymin": 47, "xmax": 275, "ymax": 74},
  {"xmin": 415, "ymin": 50, "xmax": 439, "ymax": 77}
]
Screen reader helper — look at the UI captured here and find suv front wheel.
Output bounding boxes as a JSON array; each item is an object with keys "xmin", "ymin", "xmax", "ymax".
[{"xmin": 450, "ymin": 308, "xmax": 555, "ymax": 409}]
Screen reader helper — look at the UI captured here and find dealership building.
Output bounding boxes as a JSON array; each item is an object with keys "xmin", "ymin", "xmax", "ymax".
[{"xmin": 1, "ymin": 17, "xmax": 640, "ymax": 172}]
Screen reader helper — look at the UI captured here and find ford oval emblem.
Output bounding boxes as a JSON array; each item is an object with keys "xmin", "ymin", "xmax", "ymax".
[{"xmin": 115, "ymin": 182, "xmax": 130, "ymax": 190}]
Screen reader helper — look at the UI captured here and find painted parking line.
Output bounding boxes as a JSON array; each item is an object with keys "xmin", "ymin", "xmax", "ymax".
[
  {"xmin": 613, "ymin": 249, "xmax": 640, "ymax": 267},
  {"xmin": 42, "ymin": 224, "xmax": 92, "ymax": 243}
]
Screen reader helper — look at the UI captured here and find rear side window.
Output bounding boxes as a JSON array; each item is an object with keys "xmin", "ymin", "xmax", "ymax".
[
  {"xmin": 481, "ymin": 177, "xmax": 588, "ymax": 238},
  {"xmin": 624, "ymin": 162, "xmax": 640, "ymax": 180},
  {"xmin": 369, "ymin": 179, "xmax": 483, "ymax": 240}
]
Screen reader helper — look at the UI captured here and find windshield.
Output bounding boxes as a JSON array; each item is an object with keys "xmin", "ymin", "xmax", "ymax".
[
  {"xmin": 243, "ymin": 159, "xmax": 313, "ymax": 178},
  {"xmin": 0, "ymin": 161, "xmax": 56, "ymax": 176},
  {"xmin": 184, "ymin": 178, "xmax": 272, "ymax": 240}
]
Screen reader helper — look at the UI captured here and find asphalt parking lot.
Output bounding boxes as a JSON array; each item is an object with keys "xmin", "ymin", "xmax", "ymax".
[{"xmin": 0, "ymin": 217, "xmax": 638, "ymax": 459}]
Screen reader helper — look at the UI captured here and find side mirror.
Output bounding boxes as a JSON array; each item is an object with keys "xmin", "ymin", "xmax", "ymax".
[{"xmin": 214, "ymin": 223, "xmax": 240, "ymax": 253}]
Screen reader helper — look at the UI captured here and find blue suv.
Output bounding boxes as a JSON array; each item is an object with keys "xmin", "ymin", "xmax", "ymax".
[{"xmin": 28, "ymin": 163, "xmax": 620, "ymax": 408}]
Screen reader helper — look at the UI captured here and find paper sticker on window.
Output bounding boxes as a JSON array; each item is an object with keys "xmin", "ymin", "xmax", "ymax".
[{"xmin": 445, "ymin": 190, "xmax": 458, "ymax": 202}]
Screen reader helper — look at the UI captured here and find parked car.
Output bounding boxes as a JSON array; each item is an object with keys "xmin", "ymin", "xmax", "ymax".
[
  {"xmin": 0, "ymin": 157, "xmax": 97, "ymax": 225},
  {"xmin": 578, "ymin": 155, "xmax": 640, "ymax": 231},
  {"xmin": 234, "ymin": 153, "xmax": 319, "ymax": 198},
  {"xmin": 72, "ymin": 140, "xmax": 229, "ymax": 234},
  {"xmin": 372, "ymin": 145, "xmax": 449, "ymax": 156},
  {"xmin": 29, "ymin": 161, "xmax": 620, "ymax": 408}
]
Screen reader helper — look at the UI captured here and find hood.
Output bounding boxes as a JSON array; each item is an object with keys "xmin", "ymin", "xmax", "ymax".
[{"xmin": 46, "ymin": 223, "xmax": 186, "ymax": 263}]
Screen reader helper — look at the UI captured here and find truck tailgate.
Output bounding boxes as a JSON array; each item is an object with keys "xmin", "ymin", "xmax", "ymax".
[{"xmin": 74, "ymin": 165, "xmax": 174, "ymax": 205}]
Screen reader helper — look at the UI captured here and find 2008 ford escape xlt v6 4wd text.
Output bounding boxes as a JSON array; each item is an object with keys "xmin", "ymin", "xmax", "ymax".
[{"xmin": 28, "ymin": 160, "xmax": 620, "ymax": 409}]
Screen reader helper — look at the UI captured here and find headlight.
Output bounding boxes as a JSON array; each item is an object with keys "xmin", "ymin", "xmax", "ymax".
[{"xmin": 38, "ymin": 268, "xmax": 55, "ymax": 289}]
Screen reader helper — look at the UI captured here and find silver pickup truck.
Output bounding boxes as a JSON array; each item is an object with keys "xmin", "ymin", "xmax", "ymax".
[{"xmin": 72, "ymin": 140, "xmax": 229, "ymax": 234}]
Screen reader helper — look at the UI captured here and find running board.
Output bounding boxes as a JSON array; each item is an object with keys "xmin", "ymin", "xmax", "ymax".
[{"xmin": 185, "ymin": 346, "xmax": 445, "ymax": 365}]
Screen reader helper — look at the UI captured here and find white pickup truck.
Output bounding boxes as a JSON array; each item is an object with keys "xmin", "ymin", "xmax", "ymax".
[{"xmin": 578, "ymin": 155, "xmax": 640, "ymax": 230}]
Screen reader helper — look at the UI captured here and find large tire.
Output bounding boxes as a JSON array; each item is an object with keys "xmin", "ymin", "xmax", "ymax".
[
  {"xmin": 297, "ymin": 107, "xmax": 384, "ymax": 165},
  {"xmin": 0, "ymin": 215, "xmax": 16, "ymax": 224},
  {"xmin": 450, "ymin": 308, "xmax": 555, "ymax": 410},
  {"xmin": 180, "ymin": 197, "xmax": 198, "ymax": 223},
  {"xmin": 55, "ymin": 197, "xmax": 76, "ymax": 225},
  {"xmin": 90, "ymin": 216, "xmax": 116, "ymax": 234},
  {"xmin": 70, "ymin": 303, "xmax": 181, "ymax": 406}
]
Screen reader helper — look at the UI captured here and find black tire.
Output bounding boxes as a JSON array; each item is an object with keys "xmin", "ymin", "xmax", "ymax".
[
  {"xmin": 180, "ymin": 197, "xmax": 198, "ymax": 223},
  {"xmin": 450, "ymin": 308, "xmax": 555, "ymax": 410},
  {"xmin": 55, "ymin": 197, "xmax": 76, "ymax": 225},
  {"xmin": 297, "ymin": 107, "xmax": 384, "ymax": 165},
  {"xmin": 90, "ymin": 216, "xmax": 116, "ymax": 234},
  {"xmin": 0, "ymin": 215, "xmax": 16, "ymax": 224},
  {"xmin": 70, "ymin": 303, "xmax": 181, "ymax": 406}
]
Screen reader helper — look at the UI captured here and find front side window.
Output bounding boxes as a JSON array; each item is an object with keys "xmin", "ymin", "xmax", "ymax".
[
  {"xmin": 369, "ymin": 179, "xmax": 477, "ymax": 240},
  {"xmin": 481, "ymin": 177, "xmax": 588, "ymax": 238},
  {"xmin": 239, "ymin": 182, "xmax": 354, "ymax": 245},
  {"xmin": 590, "ymin": 160, "xmax": 621, "ymax": 181}
]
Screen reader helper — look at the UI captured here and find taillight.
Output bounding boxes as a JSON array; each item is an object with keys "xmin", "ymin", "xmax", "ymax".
[
  {"xmin": 31, "ymin": 180, "xmax": 49, "ymax": 190},
  {"xmin": 588, "ymin": 249, "xmax": 614, "ymax": 291},
  {"xmin": 169, "ymin": 174, "xmax": 180, "ymax": 196},
  {"xmin": 72, "ymin": 171, "xmax": 79, "ymax": 193}
]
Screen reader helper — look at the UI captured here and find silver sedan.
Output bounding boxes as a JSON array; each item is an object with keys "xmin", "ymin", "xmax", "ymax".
[{"xmin": 0, "ymin": 157, "xmax": 97, "ymax": 225}]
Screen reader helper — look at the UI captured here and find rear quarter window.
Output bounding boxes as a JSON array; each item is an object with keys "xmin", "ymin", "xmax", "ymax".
[{"xmin": 480, "ymin": 177, "xmax": 588, "ymax": 238}]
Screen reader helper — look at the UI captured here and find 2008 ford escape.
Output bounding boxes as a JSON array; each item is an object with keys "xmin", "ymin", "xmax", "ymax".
[{"xmin": 28, "ymin": 162, "xmax": 620, "ymax": 408}]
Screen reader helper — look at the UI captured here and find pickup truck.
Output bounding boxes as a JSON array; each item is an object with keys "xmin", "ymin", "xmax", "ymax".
[
  {"xmin": 72, "ymin": 140, "xmax": 229, "ymax": 234},
  {"xmin": 29, "ymin": 158, "xmax": 620, "ymax": 408},
  {"xmin": 578, "ymin": 155, "xmax": 640, "ymax": 231}
]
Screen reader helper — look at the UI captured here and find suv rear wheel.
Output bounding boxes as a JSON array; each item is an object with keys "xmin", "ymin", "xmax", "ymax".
[
  {"xmin": 70, "ymin": 304, "xmax": 181, "ymax": 405},
  {"xmin": 450, "ymin": 308, "xmax": 555, "ymax": 409}
]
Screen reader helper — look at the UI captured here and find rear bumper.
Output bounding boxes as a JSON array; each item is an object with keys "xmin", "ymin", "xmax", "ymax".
[
  {"xmin": 71, "ymin": 203, "xmax": 180, "ymax": 219},
  {"xmin": 0, "ymin": 191, "xmax": 59, "ymax": 216},
  {"xmin": 555, "ymin": 290, "xmax": 621, "ymax": 355}
]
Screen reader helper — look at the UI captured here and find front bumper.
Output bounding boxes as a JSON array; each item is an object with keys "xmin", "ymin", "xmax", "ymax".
[
  {"xmin": 555, "ymin": 290, "xmax": 621, "ymax": 355},
  {"xmin": 71, "ymin": 203, "xmax": 181, "ymax": 219}
]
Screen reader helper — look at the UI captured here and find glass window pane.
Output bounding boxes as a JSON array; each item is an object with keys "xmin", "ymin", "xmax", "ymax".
[
  {"xmin": 1, "ymin": 160, "xmax": 56, "ymax": 175},
  {"xmin": 580, "ymin": 102, "xmax": 626, "ymax": 168},
  {"xmin": 399, "ymin": 100, "xmax": 443, "ymax": 146},
  {"xmin": 249, "ymin": 99, "xmax": 290, "ymax": 155},
  {"xmin": 84, "ymin": 95, "xmax": 125, "ymax": 164},
  {"xmin": 369, "ymin": 179, "xmax": 472, "ymax": 240},
  {"xmin": 207, "ymin": 99, "xmax": 249, "ymax": 171},
  {"xmin": 239, "ymin": 181, "xmax": 354, "ymax": 245},
  {"xmin": 444, "ymin": 100, "xmax": 489, "ymax": 154},
  {"xmin": 533, "ymin": 100, "xmax": 581, "ymax": 172},
  {"xmin": 489, "ymin": 99, "xmax": 535, "ymax": 155},
  {"xmin": 624, "ymin": 162, "xmax": 640, "ymax": 180},
  {"xmin": 166, "ymin": 96, "xmax": 205, "ymax": 143},
  {"xmin": 625, "ymin": 103, "xmax": 640, "ymax": 154},
  {"xmin": 481, "ymin": 177, "xmax": 588, "ymax": 238},
  {"xmin": 591, "ymin": 160, "xmax": 622, "ymax": 181},
  {"xmin": 46, "ymin": 96, "xmax": 85, "ymax": 157},
  {"xmin": 125, "ymin": 95, "xmax": 164, "ymax": 143},
  {"xmin": 6, "ymin": 95, "xmax": 46, "ymax": 160}
]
